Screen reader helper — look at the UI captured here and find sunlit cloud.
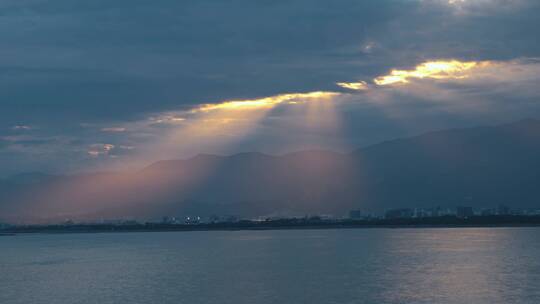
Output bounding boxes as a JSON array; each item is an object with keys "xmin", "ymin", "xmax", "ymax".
[
  {"xmin": 444, "ymin": 0, "xmax": 522, "ymax": 6},
  {"xmin": 11, "ymin": 125, "xmax": 33, "ymax": 131},
  {"xmin": 428, "ymin": 0, "xmax": 530, "ymax": 15},
  {"xmin": 118, "ymin": 145, "xmax": 135, "ymax": 150},
  {"xmin": 145, "ymin": 91, "xmax": 339, "ymax": 158},
  {"xmin": 63, "ymin": 57, "xmax": 540, "ymax": 173},
  {"xmin": 101, "ymin": 127, "xmax": 126, "ymax": 133},
  {"xmin": 361, "ymin": 41, "xmax": 377, "ymax": 54},
  {"xmin": 336, "ymin": 81, "xmax": 368, "ymax": 91},
  {"xmin": 374, "ymin": 60, "xmax": 492, "ymax": 85},
  {"xmin": 91, "ymin": 89, "xmax": 348, "ymax": 170},
  {"xmin": 88, "ymin": 143, "xmax": 115, "ymax": 157},
  {"xmin": 149, "ymin": 115, "xmax": 186, "ymax": 125},
  {"xmin": 447, "ymin": 0, "xmax": 467, "ymax": 4},
  {"xmin": 193, "ymin": 91, "xmax": 339, "ymax": 113},
  {"xmin": 357, "ymin": 58, "xmax": 540, "ymax": 127}
]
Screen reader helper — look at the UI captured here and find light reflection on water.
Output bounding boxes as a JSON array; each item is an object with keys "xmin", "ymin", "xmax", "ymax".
[{"xmin": 1, "ymin": 228, "xmax": 540, "ymax": 304}]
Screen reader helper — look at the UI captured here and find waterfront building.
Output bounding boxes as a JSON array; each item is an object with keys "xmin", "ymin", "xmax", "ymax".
[
  {"xmin": 349, "ymin": 210, "xmax": 362, "ymax": 220},
  {"xmin": 456, "ymin": 206, "xmax": 474, "ymax": 218},
  {"xmin": 385, "ymin": 208, "xmax": 414, "ymax": 219}
]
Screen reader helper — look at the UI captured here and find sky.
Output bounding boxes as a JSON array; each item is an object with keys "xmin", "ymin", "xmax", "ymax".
[{"xmin": 1, "ymin": 0, "xmax": 540, "ymax": 175}]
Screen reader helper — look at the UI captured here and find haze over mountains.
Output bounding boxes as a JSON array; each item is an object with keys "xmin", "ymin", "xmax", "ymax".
[{"xmin": 1, "ymin": 118, "xmax": 540, "ymax": 223}]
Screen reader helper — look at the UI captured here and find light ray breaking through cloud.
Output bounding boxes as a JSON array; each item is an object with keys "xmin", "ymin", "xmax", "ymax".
[
  {"xmin": 78, "ymin": 57, "xmax": 540, "ymax": 171},
  {"xmin": 2, "ymin": 0, "xmax": 540, "ymax": 176},
  {"xmin": 373, "ymin": 60, "xmax": 492, "ymax": 85}
]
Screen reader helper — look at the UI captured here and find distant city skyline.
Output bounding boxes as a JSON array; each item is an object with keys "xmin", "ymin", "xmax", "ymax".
[{"xmin": 2, "ymin": 118, "xmax": 540, "ymax": 224}]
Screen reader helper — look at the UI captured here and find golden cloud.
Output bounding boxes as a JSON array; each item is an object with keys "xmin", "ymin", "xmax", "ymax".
[
  {"xmin": 374, "ymin": 60, "xmax": 492, "ymax": 86},
  {"xmin": 193, "ymin": 91, "xmax": 339, "ymax": 113},
  {"xmin": 336, "ymin": 81, "xmax": 368, "ymax": 91}
]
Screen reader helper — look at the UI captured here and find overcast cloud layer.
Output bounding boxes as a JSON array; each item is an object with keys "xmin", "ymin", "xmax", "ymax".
[{"xmin": 2, "ymin": 0, "xmax": 540, "ymax": 175}]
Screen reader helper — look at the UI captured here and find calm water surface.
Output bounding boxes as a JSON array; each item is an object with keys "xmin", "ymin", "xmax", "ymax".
[{"xmin": 1, "ymin": 228, "xmax": 540, "ymax": 304}]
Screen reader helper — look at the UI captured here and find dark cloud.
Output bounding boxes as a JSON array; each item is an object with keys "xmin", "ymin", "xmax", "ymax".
[
  {"xmin": 0, "ymin": 1, "xmax": 415, "ymax": 125},
  {"xmin": 1, "ymin": 0, "xmax": 540, "ymax": 174}
]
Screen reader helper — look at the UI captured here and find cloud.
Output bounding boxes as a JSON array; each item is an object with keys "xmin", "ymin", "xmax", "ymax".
[
  {"xmin": 371, "ymin": 58, "xmax": 540, "ymax": 89},
  {"xmin": 193, "ymin": 92, "xmax": 339, "ymax": 113},
  {"xmin": 336, "ymin": 81, "xmax": 368, "ymax": 91},
  {"xmin": 87, "ymin": 143, "xmax": 115, "ymax": 157},
  {"xmin": 335, "ymin": 58, "xmax": 540, "ymax": 93},
  {"xmin": 101, "ymin": 127, "xmax": 126, "ymax": 132},
  {"xmin": 437, "ymin": 0, "xmax": 530, "ymax": 14},
  {"xmin": 373, "ymin": 60, "xmax": 491, "ymax": 85},
  {"xmin": 1, "ymin": 0, "xmax": 540, "ymax": 175},
  {"xmin": 11, "ymin": 125, "xmax": 33, "ymax": 131},
  {"xmin": 3, "ymin": 56, "xmax": 540, "ymax": 175},
  {"xmin": 1, "ymin": 135, "xmax": 58, "ymax": 147}
]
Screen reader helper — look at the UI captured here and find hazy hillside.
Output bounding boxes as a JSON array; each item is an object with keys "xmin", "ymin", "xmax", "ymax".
[{"xmin": 1, "ymin": 119, "xmax": 540, "ymax": 223}]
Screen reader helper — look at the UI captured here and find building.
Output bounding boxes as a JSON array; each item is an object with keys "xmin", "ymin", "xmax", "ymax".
[
  {"xmin": 184, "ymin": 216, "xmax": 201, "ymax": 224},
  {"xmin": 414, "ymin": 208, "xmax": 434, "ymax": 218},
  {"xmin": 431, "ymin": 206, "xmax": 441, "ymax": 217},
  {"xmin": 349, "ymin": 210, "xmax": 362, "ymax": 220},
  {"xmin": 161, "ymin": 216, "xmax": 177, "ymax": 224},
  {"xmin": 497, "ymin": 205, "xmax": 510, "ymax": 215},
  {"xmin": 480, "ymin": 208, "xmax": 495, "ymax": 216},
  {"xmin": 456, "ymin": 206, "xmax": 474, "ymax": 218},
  {"xmin": 385, "ymin": 208, "xmax": 414, "ymax": 219}
]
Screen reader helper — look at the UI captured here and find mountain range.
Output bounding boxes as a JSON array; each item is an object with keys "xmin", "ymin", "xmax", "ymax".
[{"xmin": 1, "ymin": 119, "xmax": 540, "ymax": 223}]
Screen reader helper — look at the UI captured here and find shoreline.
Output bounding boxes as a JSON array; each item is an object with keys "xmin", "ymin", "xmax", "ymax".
[{"xmin": 2, "ymin": 219, "xmax": 540, "ymax": 235}]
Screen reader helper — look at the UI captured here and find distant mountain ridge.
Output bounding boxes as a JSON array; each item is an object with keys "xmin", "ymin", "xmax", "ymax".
[{"xmin": 1, "ymin": 119, "xmax": 540, "ymax": 223}]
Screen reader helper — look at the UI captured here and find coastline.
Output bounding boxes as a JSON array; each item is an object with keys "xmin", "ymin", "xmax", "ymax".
[{"xmin": 2, "ymin": 216, "xmax": 540, "ymax": 235}]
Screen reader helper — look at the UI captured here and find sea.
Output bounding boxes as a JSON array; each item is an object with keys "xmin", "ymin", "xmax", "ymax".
[{"xmin": 1, "ymin": 227, "xmax": 540, "ymax": 304}]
